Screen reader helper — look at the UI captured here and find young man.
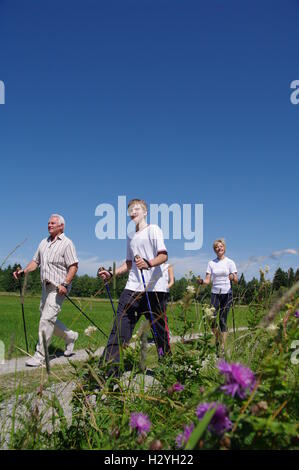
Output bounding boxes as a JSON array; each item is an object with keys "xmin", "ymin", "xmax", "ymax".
[
  {"xmin": 98, "ymin": 199, "xmax": 171, "ymax": 375},
  {"xmin": 13, "ymin": 214, "xmax": 79, "ymax": 367}
]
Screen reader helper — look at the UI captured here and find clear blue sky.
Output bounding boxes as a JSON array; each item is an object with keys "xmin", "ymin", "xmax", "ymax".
[{"xmin": 0, "ymin": 0, "xmax": 298, "ymax": 280}]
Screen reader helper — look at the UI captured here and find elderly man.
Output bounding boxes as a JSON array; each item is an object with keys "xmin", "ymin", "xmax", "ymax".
[{"xmin": 13, "ymin": 214, "xmax": 79, "ymax": 367}]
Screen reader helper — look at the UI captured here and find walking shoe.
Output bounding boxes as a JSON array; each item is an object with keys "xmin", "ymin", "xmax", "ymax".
[
  {"xmin": 25, "ymin": 355, "xmax": 45, "ymax": 367},
  {"xmin": 64, "ymin": 331, "xmax": 79, "ymax": 357}
]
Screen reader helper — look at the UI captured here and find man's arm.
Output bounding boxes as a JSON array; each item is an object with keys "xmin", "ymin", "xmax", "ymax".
[
  {"xmin": 167, "ymin": 265, "xmax": 175, "ymax": 289},
  {"xmin": 65, "ymin": 263, "xmax": 78, "ymax": 284},
  {"xmin": 135, "ymin": 251, "xmax": 168, "ymax": 270},
  {"xmin": 57, "ymin": 263, "xmax": 78, "ymax": 295},
  {"xmin": 13, "ymin": 260, "xmax": 38, "ymax": 279},
  {"xmin": 98, "ymin": 260, "xmax": 132, "ymax": 282}
]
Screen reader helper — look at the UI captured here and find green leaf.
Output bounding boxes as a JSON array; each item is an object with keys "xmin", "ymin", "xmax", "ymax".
[{"xmin": 185, "ymin": 408, "xmax": 215, "ymax": 450}]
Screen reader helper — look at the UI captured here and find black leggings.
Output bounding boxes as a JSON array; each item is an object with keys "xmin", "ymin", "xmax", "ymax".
[
  {"xmin": 210, "ymin": 291, "xmax": 233, "ymax": 332},
  {"xmin": 101, "ymin": 289, "xmax": 171, "ymax": 367}
]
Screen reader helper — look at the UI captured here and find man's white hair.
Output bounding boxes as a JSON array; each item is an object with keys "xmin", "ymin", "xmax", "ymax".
[{"xmin": 50, "ymin": 214, "xmax": 65, "ymax": 227}]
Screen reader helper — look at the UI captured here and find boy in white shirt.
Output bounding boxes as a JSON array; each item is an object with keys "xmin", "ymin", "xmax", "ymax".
[{"xmin": 98, "ymin": 199, "xmax": 171, "ymax": 376}]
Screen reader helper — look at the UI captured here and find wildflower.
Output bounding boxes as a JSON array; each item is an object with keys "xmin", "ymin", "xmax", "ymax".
[
  {"xmin": 251, "ymin": 400, "xmax": 268, "ymax": 416},
  {"xmin": 218, "ymin": 360, "xmax": 256, "ymax": 399},
  {"xmin": 220, "ymin": 436, "xmax": 231, "ymax": 449},
  {"xmin": 129, "ymin": 412, "xmax": 151, "ymax": 434},
  {"xmin": 203, "ymin": 305, "xmax": 215, "ymax": 320},
  {"xmin": 268, "ymin": 323, "xmax": 277, "ymax": 331},
  {"xmin": 168, "ymin": 382, "xmax": 185, "ymax": 394},
  {"xmin": 257, "ymin": 400, "xmax": 268, "ymax": 411},
  {"xmin": 158, "ymin": 347, "xmax": 164, "ymax": 357},
  {"xmin": 111, "ymin": 427, "xmax": 120, "ymax": 439},
  {"xmin": 84, "ymin": 326, "xmax": 97, "ymax": 337},
  {"xmin": 294, "ymin": 311, "xmax": 299, "ymax": 318},
  {"xmin": 196, "ymin": 402, "xmax": 232, "ymax": 435},
  {"xmin": 173, "ymin": 382, "xmax": 185, "ymax": 392},
  {"xmin": 176, "ymin": 423, "xmax": 194, "ymax": 448},
  {"xmin": 186, "ymin": 285, "xmax": 195, "ymax": 295},
  {"xmin": 149, "ymin": 439, "xmax": 163, "ymax": 450}
]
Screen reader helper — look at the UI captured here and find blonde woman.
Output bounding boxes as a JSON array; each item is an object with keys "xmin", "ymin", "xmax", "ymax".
[{"xmin": 198, "ymin": 239, "xmax": 237, "ymax": 353}]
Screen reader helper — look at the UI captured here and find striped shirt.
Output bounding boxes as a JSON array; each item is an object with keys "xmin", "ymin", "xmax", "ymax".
[{"xmin": 33, "ymin": 233, "xmax": 78, "ymax": 286}]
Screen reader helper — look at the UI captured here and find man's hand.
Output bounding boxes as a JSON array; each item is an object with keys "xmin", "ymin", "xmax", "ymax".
[
  {"xmin": 229, "ymin": 273, "xmax": 235, "ymax": 282},
  {"xmin": 197, "ymin": 276, "xmax": 204, "ymax": 285},
  {"xmin": 57, "ymin": 285, "xmax": 67, "ymax": 296},
  {"xmin": 13, "ymin": 268, "xmax": 24, "ymax": 280},
  {"xmin": 134, "ymin": 255, "xmax": 151, "ymax": 271},
  {"xmin": 97, "ymin": 266, "xmax": 113, "ymax": 282}
]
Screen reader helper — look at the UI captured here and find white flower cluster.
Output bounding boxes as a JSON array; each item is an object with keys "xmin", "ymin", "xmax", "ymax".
[
  {"xmin": 201, "ymin": 353, "xmax": 217, "ymax": 370},
  {"xmin": 203, "ymin": 306, "xmax": 215, "ymax": 320},
  {"xmin": 186, "ymin": 285, "xmax": 195, "ymax": 295},
  {"xmin": 84, "ymin": 326, "xmax": 97, "ymax": 337}
]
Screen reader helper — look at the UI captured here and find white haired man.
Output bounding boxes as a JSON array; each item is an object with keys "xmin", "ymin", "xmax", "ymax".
[{"xmin": 13, "ymin": 214, "xmax": 79, "ymax": 367}]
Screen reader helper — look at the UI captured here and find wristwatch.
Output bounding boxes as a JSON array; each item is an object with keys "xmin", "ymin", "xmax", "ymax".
[{"xmin": 61, "ymin": 282, "xmax": 69, "ymax": 288}]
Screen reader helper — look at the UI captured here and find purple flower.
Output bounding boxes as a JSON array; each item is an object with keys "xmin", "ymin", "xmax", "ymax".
[
  {"xmin": 173, "ymin": 382, "xmax": 185, "ymax": 392},
  {"xmin": 168, "ymin": 382, "xmax": 185, "ymax": 395},
  {"xmin": 158, "ymin": 347, "xmax": 164, "ymax": 357},
  {"xmin": 196, "ymin": 402, "xmax": 232, "ymax": 435},
  {"xmin": 129, "ymin": 412, "xmax": 151, "ymax": 434},
  {"xmin": 176, "ymin": 423, "xmax": 194, "ymax": 448},
  {"xmin": 294, "ymin": 311, "xmax": 299, "ymax": 318},
  {"xmin": 218, "ymin": 360, "xmax": 256, "ymax": 399}
]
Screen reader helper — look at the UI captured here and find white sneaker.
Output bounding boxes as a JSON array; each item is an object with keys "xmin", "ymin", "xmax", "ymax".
[
  {"xmin": 64, "ymin": 332, "xmax": 79, "ymax": 357},
  {"xmin": 25, "ymin": 355, "xmax": 45, "ymax": 367}
]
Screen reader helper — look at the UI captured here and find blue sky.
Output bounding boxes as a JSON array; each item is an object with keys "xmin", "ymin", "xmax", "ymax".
[{"xmin": 0, "ymin": 0, "xmax": 298, "ymax": 280}]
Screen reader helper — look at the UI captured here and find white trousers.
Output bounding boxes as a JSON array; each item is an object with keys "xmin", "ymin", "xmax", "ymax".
[{"xmin": 35, "ymin": 283, "xmax": 75, "ymax": 359}]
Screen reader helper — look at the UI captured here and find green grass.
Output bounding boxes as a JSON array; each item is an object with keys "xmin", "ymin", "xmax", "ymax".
[{"xmin": 0, "ymin": 294, "xmax": 250, "ymax": 359}]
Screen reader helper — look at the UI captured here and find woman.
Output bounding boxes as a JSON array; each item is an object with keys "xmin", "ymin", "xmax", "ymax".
[{"xmin": 198, "ymin": 239, "xmax": 237, "ymax": 353}]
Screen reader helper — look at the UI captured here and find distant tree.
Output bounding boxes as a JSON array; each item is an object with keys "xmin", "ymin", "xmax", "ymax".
[
  {"xmin": 170, "ymin": 277, "xmax": 188, "ymax": 301},
  {"xmin": 287, "ymin": 267, "xmax": 295, "ymax": 287},
  {"xmin": 272, "ymin": 268, "xmax": 288, "ymax": 291},
  {"xmin": 244, "ymin": 277, "xmax": 259, "ymax": 304}
]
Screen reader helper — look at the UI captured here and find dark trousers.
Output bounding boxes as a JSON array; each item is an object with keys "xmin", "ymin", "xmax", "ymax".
[
  {"xmin": 210, "ymin": 291, "xmax": 233, "ymax": 332},
  {"xmin": 101, "ymin": 289, "xmax": 171, "ymax": 368}
]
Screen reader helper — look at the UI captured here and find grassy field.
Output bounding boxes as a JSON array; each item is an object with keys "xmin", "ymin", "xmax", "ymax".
[{"xmin": 0, "ymin": 293, "xmax": 251, "ymax": 359}]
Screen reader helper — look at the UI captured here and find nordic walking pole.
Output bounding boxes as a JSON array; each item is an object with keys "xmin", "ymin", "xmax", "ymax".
[
  {"xmin": 134, "ymin": 255, "xmax": 161, "ymax": 356},
  {"xmin": 18, "ymin": 276, "xmax": 29, "ymax": 353},
  {"xmin": 98, "ymin": 267, "xmax": 117, "ymax": 319},
  {"xmin": 64, "ymin": 293, "xmax": 108, "ymax": 339},
  {"xmin": 230, "ymin": 278, "xmax": 236, "ymax": 340}
]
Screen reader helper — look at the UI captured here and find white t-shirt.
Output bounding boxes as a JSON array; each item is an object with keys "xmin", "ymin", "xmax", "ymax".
[
  {"xmin": 206, "ymin": 257, "xmax": 237, "ymax": 294},
  {"xmin": 126, "ymin": 224, "xmax": 168, "ymax": 292},
  {"xmin": 162, "ymin": 263, "xmax": 170, "ymax": 293}
]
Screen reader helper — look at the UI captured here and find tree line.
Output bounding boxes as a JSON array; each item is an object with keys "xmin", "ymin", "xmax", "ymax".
[{"xmin": 0, "ymin": 264, "xmax": 298, "ymax": 304}]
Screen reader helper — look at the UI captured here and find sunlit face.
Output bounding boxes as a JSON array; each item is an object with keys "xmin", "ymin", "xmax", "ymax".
[
  {"xmin": 128, "ymin": 204, "xmax": 147, "ymax": 225},
  {"xmin": 48, "ymin": 217, "xmax": 64, "ymax": 238},
  {"xmin": 214, "ymin": 242, "xmax": 225, "ymax": 257}
]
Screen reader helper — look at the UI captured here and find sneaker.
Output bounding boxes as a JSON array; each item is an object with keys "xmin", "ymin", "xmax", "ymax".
[
  {"xmin": 64, "ymin": 331, "xmax": 79, "ymax": 357},
  {"xmin": 25, "ymin": 355, "xmax": 45, "ymax": 367}
]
